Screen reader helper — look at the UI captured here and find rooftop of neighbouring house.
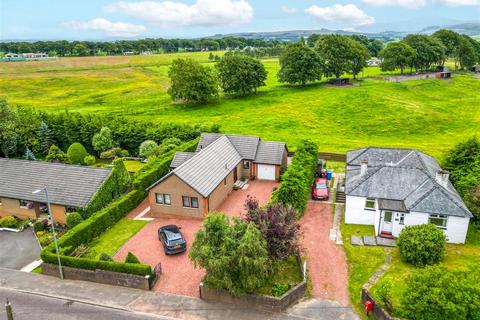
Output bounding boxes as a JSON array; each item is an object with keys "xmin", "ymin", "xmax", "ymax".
[
  {"xmin": 0, "ymin": 158, "xmax": 111, "ymax": 208},
  {"xmin": 345, "ymin": 147, "xmax": 472, "ymax": 218}
]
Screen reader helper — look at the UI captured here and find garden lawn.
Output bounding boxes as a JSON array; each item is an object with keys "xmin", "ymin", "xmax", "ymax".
[
  {"xmin": 124, "ymin": 160, "xmax": 146, "ymax": 172},
  {"xmin": 256, "ymin": 255, "xmax": 303, "ymax": 297},
  {"xmin": 370, "ymin": 225, "xmax": 480, "ymax": 317},
  {"xmin": 1, "ymin": 52, "xmax": 480, "ymax": 157},
  {"xmin": 84, "ymin": 219, "xmax": 148, "ymax": 259}
]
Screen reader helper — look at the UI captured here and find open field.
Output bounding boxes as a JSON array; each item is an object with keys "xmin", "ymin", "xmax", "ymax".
[{"xmin": 1, "ymin": 52, "xmax": 479, "ymax": 157}]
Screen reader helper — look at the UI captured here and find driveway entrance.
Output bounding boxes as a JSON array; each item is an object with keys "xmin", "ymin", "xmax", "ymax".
[{"xmin": 0, "ymin": 229, "xmax": 41, "ymax": 270}]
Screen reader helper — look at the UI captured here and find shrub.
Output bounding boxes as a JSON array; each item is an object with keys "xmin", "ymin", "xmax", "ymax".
[
  {"xmin": 100, "ymin": 147, "xmax": 128, "ymax": 159},
  {"xmin": 244, "ymin": 197, "xmax": 300, "ymax": 260},
  {"xmin": 271, "ymin": 140, "xmax": 318, "ymax": 217},
  {"xmin": 189, "ymin": 214, "xmax": 270, "ymax": 295},
  {"xmin": 83, "ymin": 155, "xmax": 96, "ymax": 165},
  {"xmin": 139, "ymin": 140, "xmax": 158, "ymax": 158},
  {"xmin": 92, "ymin": 127, "xmax": 114, "ymax": 153},
  {"xmin": 33, "ymin": 221, "xmax": 45, "ymax": 232},
  {"xmin": 46, "ymin": 145, "xmax": 69, "ymax": 163},
  {"xmin": 397, "ymin": 224, "xmax": 446, "ymax": 267},
  {"xmin": 0, "ymin": 216, "xmax": 17, "ymax": 228},
  {"xmin": 271, "ymin": 283, "xmax": 290, "ymax": 297},
  {"xmin": 374, "ymin": 279, "xmax": 393, "ymax": 312},
  {"xmin": 99, "ymin": 252, "xmax": 113, "ymax": 261},
  {"xmin": 66, "ymin": 212, "xmax": 84, "ymax": 228},
  {"xmin": 67, "ymin": 142, "xmax": 89, "ymax": 165},
  {"xmin": 125, "ymin": 252, "xmax": 141, "ymax": 264}
]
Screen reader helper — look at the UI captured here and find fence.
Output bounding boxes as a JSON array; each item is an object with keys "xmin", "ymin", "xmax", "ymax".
[{"xmin": 288, "ymin": 151, "xmax": 346, "ymax": 162}]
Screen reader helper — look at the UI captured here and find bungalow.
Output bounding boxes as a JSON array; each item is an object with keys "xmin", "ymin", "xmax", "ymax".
[
  {"xmin": 344, "ymin": 147, "xmax": 472, "ymax": 244},
  {"xmin": 0, "ymin": 158, "xmax": 111, "ymax": 224},
  {"xmin": 147, "ymin": 133, "xmax": 288, "ymax": 219}
]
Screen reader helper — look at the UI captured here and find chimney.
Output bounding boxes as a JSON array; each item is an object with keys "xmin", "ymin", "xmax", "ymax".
[
  {"xmin": 435, "ymin": 170, "xmax": 449, "ymax": 188},
  {"xmin": 360, "ymin": 159, "xmax": 368, "ymax": 176}
]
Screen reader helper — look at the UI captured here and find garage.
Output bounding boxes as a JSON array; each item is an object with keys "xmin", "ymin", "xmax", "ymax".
[{"xmin": 257, "ymin": 164, "xmax": 276, "ymax": 180}]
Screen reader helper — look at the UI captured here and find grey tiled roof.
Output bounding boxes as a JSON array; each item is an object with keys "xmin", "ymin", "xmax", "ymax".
[
  {"xmin": 150, "ymin": 136, "xmax": 242, "ymax": 197},
  {"xmin": 197, "ymin": 133, "xmax": 260, "ymax": 160},
  {"xmin": 254, "ymin": 141, "xmax": 286, "ymax": 165},
  {"xmin": 345, "ymin": 147, "xmax": 472, "ymax": 218},
  {"xmin": 0, "ymin": 158, "xmax": 111, "ymax": 208},
  {"xmin": 170, "ymin": 152, "xmax": 195, "ymax": 169}
]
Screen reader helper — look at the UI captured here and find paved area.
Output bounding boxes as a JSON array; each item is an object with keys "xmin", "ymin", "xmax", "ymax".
[
  {"xmin": 0, "ymin": 268, "xmax": 359, "ymax": 320},
  {"xmin": 299, "ymin": 202, "xmax": 350, "ymax": 306},
  {"xmin": 114, "ymin": 217, "xmax": 205, "ymax": 297},
  {"xmin": 350, "ymin": 236, "xmax": 396, "ymax": 247},
  {"xmin": 0, "ymin": 228, "xmax": 41, "ymax": 270},
  {"xmin": 217, "ymin": 180, "xmax": 279, "ymax": 217}
]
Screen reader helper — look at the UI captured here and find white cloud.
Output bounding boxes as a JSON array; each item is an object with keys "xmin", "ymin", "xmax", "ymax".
[
  {"xmin": 305, "ymin": 4, "xmax": 375, "ymax": 26},
  {"xmin": 64, "ymin": 18, "xmax": 146, "ymax": 37},
  {"xmin": 362, "ymin": 0, "xmax": 479, "ymax": 8},
  {"xmin": 281, "ymin": 5, "xmax": 297, "ymax": 13},
  {"xmin": 105, "ymin": 0, "xmax": 254, "ymax": 27}
]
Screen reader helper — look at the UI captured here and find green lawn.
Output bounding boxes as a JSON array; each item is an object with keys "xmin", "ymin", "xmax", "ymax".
[
  {"xmin": 123, "ymin": 160, "xmax": 146, "ymax": 172},
  {"xmin": 256, "ymin": 255, "xmax": 303, "ymax": 297},
  {"xmin": 84, "ymin": 219, "xmax": 148, "ymax": 259},
  {"xmin": 1, "ymin": 52, "xmax": 479, "ymax": 157}
]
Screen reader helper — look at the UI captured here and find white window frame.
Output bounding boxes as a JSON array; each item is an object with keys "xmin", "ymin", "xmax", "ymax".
[
  {"xmin": 365, "ymin": 198, "xmax": 376, "ymax": 210},
  {"xmin": 19, "ymin": 199, "xmax": 30, "ymax": 209},
  {"xmin": 428, "ymin": 214, "xmax": 448, "ymax": 230},
  {"xmin": 155, "ymin": 193, "xmax": 164, "ymax": 204}
]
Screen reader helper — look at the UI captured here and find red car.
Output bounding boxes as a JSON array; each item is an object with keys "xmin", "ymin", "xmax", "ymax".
[{"xmin": 312, "ymin": 178, "xmax": 329, "ymax": 200}]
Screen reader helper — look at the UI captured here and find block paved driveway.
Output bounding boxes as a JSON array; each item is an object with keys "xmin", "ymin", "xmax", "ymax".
[
  {"xmin": 299, "ymin": 202, "xmax": 350, "ymax": 306},
  {"xmin": 0, "ymin": 229, "xmax": 41, "ymax": 270}
]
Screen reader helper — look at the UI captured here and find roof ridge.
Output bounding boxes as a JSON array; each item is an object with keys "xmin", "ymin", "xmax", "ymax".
[
  {"xmin": 0, "ymin": 157, "xmax": 111, "ymax": 172},
  {"xmin": 347, "ymin": 147, "xmax": 370, "ymax": 164}
]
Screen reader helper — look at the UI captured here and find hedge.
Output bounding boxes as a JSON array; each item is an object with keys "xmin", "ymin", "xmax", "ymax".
[
  {"xmin": 81, "ymin": 158, "xmax": 131, "ymax": 218},
  {"xmin": 132, "ymin": 138, "xmax": 199, "ymax": 190},
  {"xmin": 271, "ymin": 140, "xmax": 318, "ymax": 217}
]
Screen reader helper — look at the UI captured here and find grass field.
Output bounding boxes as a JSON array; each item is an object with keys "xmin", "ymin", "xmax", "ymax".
[{"xmin": 1, "ymin": 52, "xmax": 479, "ymax": 157}]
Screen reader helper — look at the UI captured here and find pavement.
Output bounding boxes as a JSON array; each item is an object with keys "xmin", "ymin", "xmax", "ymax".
[
  {"xmin": 0, "ymin": 268, "xmax": 359, "ymax": 320},
  {"xmin": 0, "ymin": 228, "xmax": 41, "ymax": 270}
]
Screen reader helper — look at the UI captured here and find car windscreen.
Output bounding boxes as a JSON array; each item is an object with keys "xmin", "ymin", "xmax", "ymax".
[
  {"xmin": 164, "ymin": 229, "xmax": 182, "ymax": 241},
  {"xmin": 316, "ymin": 183, "xmax": 327, "ymax": 189}
]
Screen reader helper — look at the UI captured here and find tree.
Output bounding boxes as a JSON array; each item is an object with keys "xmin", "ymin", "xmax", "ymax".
[
  {"xmin": 432, "ymin": 29, "xmax": 461, "ymax": 66},
  {"xmin": 92, "ymin": 127, "xmax": 114, "ymax": 153},
  {"xmin": 67, "ymin": 142, "xmax": 89, "ymax": 165},
  {"xmin": 244, "ymin": 197, "xmax": 301, "ymax": 260},
  {"xmin": 139, "ymin": 140, "xmax": 158, "ymax": 158},
  {"xmin": 66, "ymin": 212, "xmax": 84, "ymax": 228},
  {"xmin": 38, "ymin": 122, "xmax": 54, "ymax": 155},
  {"xmin": 278, "ymin": 41, "xmax": 322, "ymax": 86},
  {"xmin": 24, "ymin": 148, "xmax": 36, "ymax": 160},
  {"xmin": 46, "ymin": 145, "xmax": 70, "ymax": 163},
  {"xmin": 457, "ymin": 35, "xmax": 478, "ymax": 70},
  {"xmin": 0, "ymin": 99, "xmax": 18, "ymax": 157},
  {"xmin": 189, "ymin": 214, "xmax": 270, "ymax": 295},
  {"xmin": 315, "ymin": 35, "xmax": 356, "ymax": 78},
  {"xmin": 379, "ymin": 42, "xmax": 416, "ymax": 74},
  {"xmin": 216, "ymin": 54, "xmax": 267, "ymax": 96},
  {"xmin": 397, "ymin": 224, "xmax": 446, "ymax": 267},
  {"xmin": 350, "ymin": 41, "xmax": 371, "ymax": 79},
  {"xmin": 168, "ymin": 58, "xmax": 219, "ymax": 105},
  {"xmin": 402, "ymin": 35, "xmax": 445, "ymax": 71}
]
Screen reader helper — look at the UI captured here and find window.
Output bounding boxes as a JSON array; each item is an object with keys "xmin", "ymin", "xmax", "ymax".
[
  {"xmin": 155, "ymin": 193, "xmax": 163, "ymax": 204},
  {"xmin": 365, "ymin": 198, "xmax": 376, "ymax": 210},
  {"xmin": 224, "ymin": 178, "xmax": 227, "ymax": 186},
  {"xmin": 399, "ymin": 213, "xmax": 405, "ymax": 225},
  {"xmin": 429, "ymin": 214, "xmax": 448, "ymax": 229},
  {"xmin": 243, "ymin": 160, "xmax": 250, "ymax": 169},
  {"xmin": 182, "ymin": 196, "xmax": 191, "ymax": 208},
  {"xmin": 384, "ymin": 211, "xmax": 393, "ymax": 222},
  {"xmin": 191, "ymin": 197, "xmax": 199, "ymax": 208},
  {"xmin": 65, "ymin": 206, "xmax": 77, "ymax": 213},
  {"xmin": 155, "ymin": 193, "xmax": 171, "ymax": 205},
  {"xmin": 164, "ymin": 194, "xmax": 171, "ymax": 205},
  {"xmin": 19, "ymin": 199, "xmax": 29, "ymax": 208}
]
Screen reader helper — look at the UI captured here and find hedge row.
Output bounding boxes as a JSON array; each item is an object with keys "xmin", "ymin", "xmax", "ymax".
[
  {"xmin": 80, "ymin": 158, "xmax": 132, "ymax": 218},
  {"xmin": 271, "ymin": 140, "xmax": 318, "ymax": 217},
  {"xmin": 132, "ymin": 138, "xmax": 199, "ymax": 190}
]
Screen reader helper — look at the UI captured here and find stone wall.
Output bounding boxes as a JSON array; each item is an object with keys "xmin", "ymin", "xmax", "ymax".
[
  {"xmin": 361, "ymin": 289, "xmax": 397, "ymax": 320},
  {"xmin": 42, "ymin": 263, "xmax": 157, "ymax": 290}
]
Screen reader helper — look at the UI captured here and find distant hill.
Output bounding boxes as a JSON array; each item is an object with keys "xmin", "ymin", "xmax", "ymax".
[{"xmin": 418, "ymin": 23, "xmax": 480, "ymax": 37}]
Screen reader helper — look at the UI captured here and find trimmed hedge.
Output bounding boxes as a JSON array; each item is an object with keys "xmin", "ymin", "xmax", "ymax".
[
  {"xmin": 271, "ymin": 140, "xmax": 318, "ymax": 217},
  {"xmin": 81, "ymin": 158, "xmax": 131, "ymax": 218},
  {"xmin": 132, "ymin": 138, "xmax": 199, "ymax": 190}
]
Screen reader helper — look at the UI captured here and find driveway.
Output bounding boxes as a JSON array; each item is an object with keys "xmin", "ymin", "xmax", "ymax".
[
  {"xmin": 299, "ymin": 202, "xmax": 350, "ymax": 306},
  {"xmin": 0, "ymin": 229, "xmax": 41, "ymax": 270}
]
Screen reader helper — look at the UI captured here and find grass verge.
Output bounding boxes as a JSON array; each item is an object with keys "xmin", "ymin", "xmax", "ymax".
[{"xmin": 256, "ymin": 255, "xmax": 303, "ymax": 297}]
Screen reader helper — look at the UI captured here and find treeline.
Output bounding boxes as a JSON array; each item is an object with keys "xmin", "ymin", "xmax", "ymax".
[
  {"xmin": 380, "ymin": 30, "xmax": 480, "ymax": 73},
  {"xmin": 0, "ymin": 37, "xmax": 284, "ymax": 57},
  {"xmin": 0, "ymin": 99, "xmax": 218, "ymax": 159}
]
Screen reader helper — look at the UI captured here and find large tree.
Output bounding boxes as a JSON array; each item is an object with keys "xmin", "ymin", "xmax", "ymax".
[
  {"xmin": 278, "ymin": 41, "xmax": 323, "ymax": 86},
  {"xmin": 432, "ymin": 29, "xmax": 461, "ymax": 65},
  {"xmin": 402, "ymin": 35, "xmax": 445, "ymax": 71},
  {"xmin": 457, "ymin": 35, "xmax": 478, "ymax": 70},
  {"xmin": 38, "ymin": 121, "xmax": 54, "ymax": 155},
  {"xmin": 168, "ymin": 58, "xmax": 219, "ymax": 105},
  {"xmin": 216, "ymin": 54, "xmax": 267, "ymax": 96},
  {"xmin": 350, "ymin": 41, "xmax": 371, "ymax": 79},
  {"xmin": 379, "ymin": 42, "xmax": 416, "ymax": 74},
  {"xmin": 315, "ymin": 35, "xmax": 357, "ymax": 78},
  {"xmin": 92, "ymin": 126, "xmax": 114, "ymax": 153},
  {"xmin": 0, "ymin": 99, "xmax": 18, "ymax": 157}
]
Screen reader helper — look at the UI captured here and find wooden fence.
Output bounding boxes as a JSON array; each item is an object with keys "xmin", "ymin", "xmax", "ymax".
[{"xmin": 288, "ymin": 151, "xmax": 346, "ymax": 162}]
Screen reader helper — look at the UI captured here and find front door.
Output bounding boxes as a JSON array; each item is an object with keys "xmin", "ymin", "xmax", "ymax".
[{"xmin": 382, "ymin": 211, "xmax": 393, "ymax": 233}]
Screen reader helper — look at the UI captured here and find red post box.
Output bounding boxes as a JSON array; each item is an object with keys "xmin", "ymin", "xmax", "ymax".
[{"xmin": 364, "ymin": 300, "xmax": 373, "ymax": 314}]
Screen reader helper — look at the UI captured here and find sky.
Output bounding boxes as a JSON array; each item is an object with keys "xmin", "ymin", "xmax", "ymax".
[{"xmin": 1, "ymin": 0, "xmax": 479, "ymax": 40}]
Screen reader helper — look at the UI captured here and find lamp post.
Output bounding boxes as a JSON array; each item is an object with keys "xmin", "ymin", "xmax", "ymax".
[{"xmin": 32, "ymin": 186, "xmax": 64, "ymax": 280}]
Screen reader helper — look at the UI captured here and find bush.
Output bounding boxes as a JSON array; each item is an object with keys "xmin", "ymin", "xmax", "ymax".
[
  {"xmin": 374, "ymin": 279, "xmax": 393, "ymax": 312},
  {"xmin": 139, "ymin": 140, "xmax": 158, "ymax": 158},
  {"xmin": 99, "ymin": 252, "xmax": 113, "ymax": 261},
  {"xmin": 67, "ymin": 142, "xmax": 89, "ymax": 165},
  {"xmin": 92, "ymin": 127, "xmax": 114, "ymax": 153},
  {"xmin": 0, "ymin": 216, "xmax": 17, "ymax": 228},
  {"xmin": 46, "ymin": 145, "xmax": 69, "ymax": 163},
  {"xmin": 33, "ymin": 221, "xmax": 45, "ymax": 232},
  {"xmin": 100, "ymin": 147, "xmax": 128, "ymax": 159},
  {"xmin": 397, "ymin": 224, "xmax": 446, "ymax": 267},
  {"xmin": 125, "ymin": 252, "xmax": 141, "ymax": 264},
  {"xmin": 66, "ymin": 212, "xmax": 84, "ymax": 228},
  {"xmin": 271, "ymin": 283, "xmax": 290, "ymax": 297},
  {"xmin": 83, "ymin": 155, "xmax": 96, "ymax": 165},
  {"xmin": 271, "ymin": 140, "xmax": 318, "ymax": 217}
]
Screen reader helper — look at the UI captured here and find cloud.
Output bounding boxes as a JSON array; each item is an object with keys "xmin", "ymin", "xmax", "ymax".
[
  {"xmin": 64, "ymin": 18, "xmax": 146, "ymax": 37},
  {"xmin": 362, "ymin": 0, "xmax": 479, "ymax": 8},
  {"xmin": 105, "ymin": 0, "xmax": 254, "ymax": 27},
  {"xmin": 281, "ymin": 5, "xmax": 297, "ymax": 13},
  {"xmin": 305, "ymin": 4, "xmax": 375, "ymax": 26}
]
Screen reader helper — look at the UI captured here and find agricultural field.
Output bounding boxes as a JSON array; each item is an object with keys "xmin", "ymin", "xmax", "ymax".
[{"xmin": 1, "ymin": 51, "xmax": 479, "ymax": 157}]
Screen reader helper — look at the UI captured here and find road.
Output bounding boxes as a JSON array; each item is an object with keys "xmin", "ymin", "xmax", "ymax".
[{"xmin": 0, "ymin": 288, "xmax": 171, "ymax": 320}]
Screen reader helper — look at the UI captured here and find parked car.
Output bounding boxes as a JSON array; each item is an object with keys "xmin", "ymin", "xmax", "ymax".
[
  {"xmin": 312, "ymin": 177, "xmax": 329, "ymax": 200},
  {"xmin": 158, "ymin": 225, "xmax": 187, "ymax": 255}
]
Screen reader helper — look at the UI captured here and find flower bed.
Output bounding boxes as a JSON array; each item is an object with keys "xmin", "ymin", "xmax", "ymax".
[{"xmin": 0, "ymin": 216, "xmax": 31, "ymax": 232}]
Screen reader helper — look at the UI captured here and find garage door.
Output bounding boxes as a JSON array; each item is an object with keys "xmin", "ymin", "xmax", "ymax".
[{"xmin": 257, "ymin": 164, "xmax": 276, "ymax": 180}]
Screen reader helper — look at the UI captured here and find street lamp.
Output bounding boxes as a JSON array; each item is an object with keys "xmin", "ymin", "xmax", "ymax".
[{"xmin": 32, "ymin": 186, "xmax": 64, "ymax": 280}]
